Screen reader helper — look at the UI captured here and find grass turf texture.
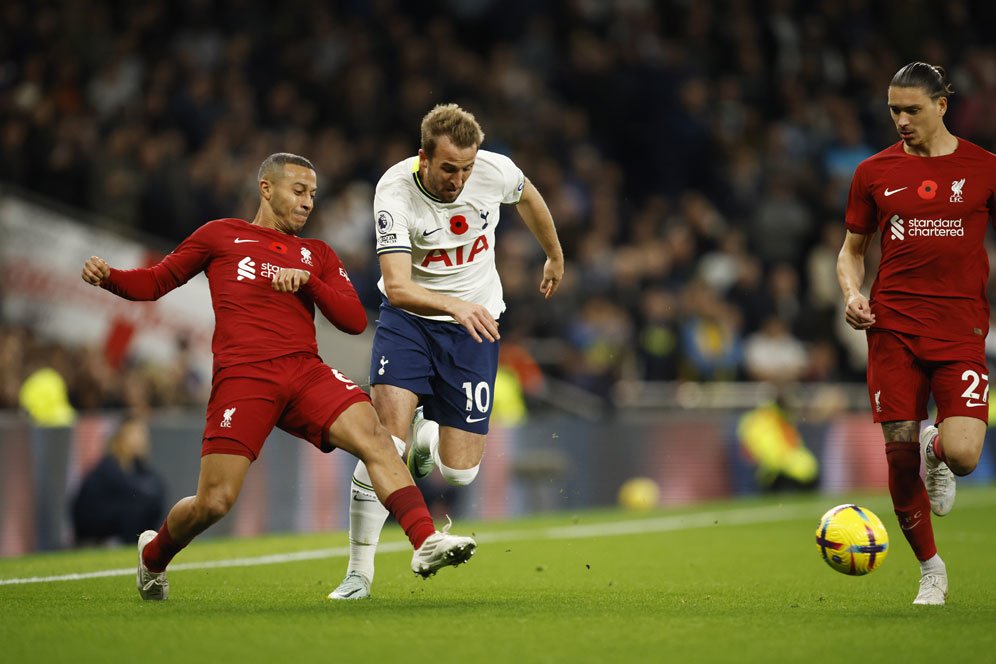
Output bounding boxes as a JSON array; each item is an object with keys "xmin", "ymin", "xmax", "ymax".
[{"xmin": 2, "ymin": 487, "xmax": 995, "ymax": 663}]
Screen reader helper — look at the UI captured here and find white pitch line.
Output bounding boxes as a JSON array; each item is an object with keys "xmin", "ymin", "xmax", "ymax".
[{"xmin": 0, "ymin": 502, "xmax": 821, "ymax": 587}]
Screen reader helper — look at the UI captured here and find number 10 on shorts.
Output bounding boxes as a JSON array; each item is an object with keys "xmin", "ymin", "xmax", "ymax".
[{"xmin": 463, "ymin": 381, "xmax": 491, "ymax": 413}]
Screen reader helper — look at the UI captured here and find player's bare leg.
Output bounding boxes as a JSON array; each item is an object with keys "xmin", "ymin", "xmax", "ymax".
[
  {"xmin": 434, "ymin": 426, "xmax": 486, "ymax": 485},
  {"xmin": 138, "ymin": 453, "xmax": 251, "ymax": 600},
  {"xmin": 328, "ymin": 400, "xmax": 474, "ymax": 598},
  {"xmin": 935, "ymin": 416, "xmax": 985, "ymax": 476},
  {"xmin": 330, "ymin": 399, "xmax": 420, "ymax": 501}
]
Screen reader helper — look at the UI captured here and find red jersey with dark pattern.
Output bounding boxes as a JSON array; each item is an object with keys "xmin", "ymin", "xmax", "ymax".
[
  {"xmin": 845, "ymin": 139, "xmax": 996, "ymax": 341},
  {"xmin": 101, "ymin": 218, "xmax": 367, "ymax": 370}
]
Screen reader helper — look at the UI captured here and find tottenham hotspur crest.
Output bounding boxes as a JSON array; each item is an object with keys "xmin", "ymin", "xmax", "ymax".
[{"xmin": 950, "ymin": 178, "xmax": 965, "ymax": 203}]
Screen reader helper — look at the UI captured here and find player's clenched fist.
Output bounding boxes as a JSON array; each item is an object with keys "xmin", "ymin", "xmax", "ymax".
[
  {"xmin": 81, "ymin": 256, "xmax": 111, "ymax": 285},
  {"xmin": 272, "ymin": 268, "xmax": 311, "ymax": 293}
]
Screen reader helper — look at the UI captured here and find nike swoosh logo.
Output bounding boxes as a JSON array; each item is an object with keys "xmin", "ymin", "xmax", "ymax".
[
  {"xmin": 351, "ymin": 494, "xmax": 380, "ymax": 503},
  {"xmin": 466, "ymin": 415, "xmax": 487, "ymax": 423},
  {"xmin": 234, "ymin": 238, "xmax": 259, "ymax": 243},
  {"xmin": 966, "ymin": 401, "xmax": 987, "ymax": 408},
  {"xmin": 901, "ymin": 520, "xmax": 921, "ymax": 531},
  {"xmin": 884, "ymin": 187, "xmax": 907, "ymax": 197},
  {"xmin": 422, "ymin": 229, "xmax": 441, "ymax": 237}
]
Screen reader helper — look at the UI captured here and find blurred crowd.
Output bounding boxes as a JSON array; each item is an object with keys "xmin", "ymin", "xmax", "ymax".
[
  {"xmin": 0, "ymin": 323, "xmax": 205, "ymax": 414},
  {"xmin": 2, "ymin": 0, "xmax": 996, "ymax": 410}
]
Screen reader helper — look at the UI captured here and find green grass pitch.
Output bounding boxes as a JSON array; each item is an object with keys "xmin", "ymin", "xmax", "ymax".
[{"xmin": 2, "ymin": 486, "xmax": 995, "ymax": 663}]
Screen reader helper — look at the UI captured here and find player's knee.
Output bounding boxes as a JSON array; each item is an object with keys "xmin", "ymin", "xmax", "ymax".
[
  {"xmin": 198, "ymin": 490, "xmax": 237, "ymax": 524},
  {"xmin": 948, "ymin": 437, "xmax": 984, "ymax": 476},
  {"xmin": 438, "ymin": 461, "xmax": 480, "ymax": 487},
  {"xmin": 949, "ymin": 457, "xmax": 978, "ymax": 477},
  {"xmin": 366, "ymin": 428, "xmax": 406, "ymax": 460}
]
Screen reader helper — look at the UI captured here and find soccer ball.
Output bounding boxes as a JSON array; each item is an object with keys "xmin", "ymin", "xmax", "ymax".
[
  {"xmin": 815, "ymin": 504, "xmax": 889, "ymax": 576},
  {"xmin": 617, "ymin": 477, "xmax": 659, "ymax": 511}
]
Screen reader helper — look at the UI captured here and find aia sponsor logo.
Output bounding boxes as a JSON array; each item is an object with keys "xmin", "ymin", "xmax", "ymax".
[{"xmin": 420, "ymin": 235, "xmax": 490, "ymax": 268}]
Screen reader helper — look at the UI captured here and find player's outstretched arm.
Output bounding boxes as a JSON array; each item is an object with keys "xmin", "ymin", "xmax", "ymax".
[
  {"xmin": 837, "ymin": 230, "xmax": 876, "ymax": 330},
  {"xmin": 516, "ymin": 179, "xmax": 564, "ymax": 299},
  {"xmin": 83, "ymin": 232, "xmax": 208, "ymax": 301}
]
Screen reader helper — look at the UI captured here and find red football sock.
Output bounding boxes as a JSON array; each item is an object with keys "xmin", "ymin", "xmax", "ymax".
[
  {"xmin": 384, "ymin": 485, "xmax": 436, "ymax": 550},
  {"xmin": 142, "ymin": 521, "xmax": 189, "ymax": 573},
  {"xmin": 931, "ymin": 432, "xmax": 947, "ymax": 463},
  {"xmin": 885, "ymin": 441, "xmax": 937, "ymax": 561}
]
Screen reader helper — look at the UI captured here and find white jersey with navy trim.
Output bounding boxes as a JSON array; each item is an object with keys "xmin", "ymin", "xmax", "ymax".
[{"xmin": 373, "ymin": 149, "xmax": 525, "ymax": 322}]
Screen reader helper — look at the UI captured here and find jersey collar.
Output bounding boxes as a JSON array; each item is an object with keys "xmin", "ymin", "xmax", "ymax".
[{"xmin": 411, "ymin": 156, "xmax": 446, "ymax": 203}]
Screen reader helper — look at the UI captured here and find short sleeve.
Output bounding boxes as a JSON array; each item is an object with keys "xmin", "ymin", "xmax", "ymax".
[
  {"xmin": 844, "ymin": 161, "xmax": 877, "ymax": 234},
  {"xmin": 489, "ymin": 152, "xmax": 525, "ymax": 205},
  {"xmin": 373, "ymin": 189, "xmax": 413, "ymax": 256}
]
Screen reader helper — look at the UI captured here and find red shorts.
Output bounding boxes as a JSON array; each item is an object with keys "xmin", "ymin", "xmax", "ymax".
[
  {"xmin": 866, "ymin": 329, "xmax": 989, "ymax": 424},
  {"xmin": 202, "ymin": 353, "xmax": 371, "ymax": 461}
]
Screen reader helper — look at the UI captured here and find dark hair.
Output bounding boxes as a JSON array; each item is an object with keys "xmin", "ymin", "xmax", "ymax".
[
  {"xmin": 890, "ymin": 62, "xmax": 954, "ymax": 99},
  {"xmin": 257, "ymin": 152, "xmax": 316, "ymax": 182}
]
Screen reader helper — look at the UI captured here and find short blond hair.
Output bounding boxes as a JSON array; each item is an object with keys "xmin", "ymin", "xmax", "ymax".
[{"xmin": 420, "ymin": 103, "xmax": 485, "ymax": 156}]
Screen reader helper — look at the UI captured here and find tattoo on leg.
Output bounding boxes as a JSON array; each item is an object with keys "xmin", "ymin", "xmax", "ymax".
[{"xmin": 881, "ymin": 420, "xmax": 919, "ymax": 443}]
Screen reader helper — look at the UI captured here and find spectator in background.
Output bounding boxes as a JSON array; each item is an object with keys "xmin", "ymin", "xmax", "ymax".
[
  {"xmin": 742, "ymin": 315, "xmax": 808, "ymax": 384},
  {"xmin": 737, "ymin": 395, "xmax": 820, "ymax": 494},
  {"xmin": 71, "ymin": 417, "xmax": 166, "ymax": 546},
  {"xmin": 680, "ymin": 280, "xmax": 743, "ymax": 381}
]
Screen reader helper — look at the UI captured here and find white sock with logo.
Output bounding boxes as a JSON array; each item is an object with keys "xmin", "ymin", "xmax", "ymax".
[
  {"xmin": 345, "ymin": 435, "xmax": 406, "ymax": 582},
  {"xmin": 919, "ymin": 553, "xmax": 945, "ymax": 577}
]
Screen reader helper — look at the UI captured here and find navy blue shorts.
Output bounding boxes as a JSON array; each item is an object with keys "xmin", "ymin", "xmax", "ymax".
[{"xmin": 369, "ymin": 300, "xmax": 499, "ymax": 434}]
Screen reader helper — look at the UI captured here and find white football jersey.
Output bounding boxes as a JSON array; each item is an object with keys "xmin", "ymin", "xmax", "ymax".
[{"xmin": 374, "ymin": 149, "xmax": 525, "ymax": 322}]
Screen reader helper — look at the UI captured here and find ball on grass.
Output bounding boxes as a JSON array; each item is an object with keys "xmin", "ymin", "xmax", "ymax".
[{"xmin": 617, "ymin": 477, "xmax": 660, "ymax": 511}]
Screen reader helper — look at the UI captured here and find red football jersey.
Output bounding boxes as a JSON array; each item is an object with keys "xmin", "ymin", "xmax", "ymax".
[
  {"xmin": 846, "ymin": 139, "xmax": 996, "ymax": 341},
  {"xmin": 101, "ymin": 218, "xmax": 367, "ymax": 370}
]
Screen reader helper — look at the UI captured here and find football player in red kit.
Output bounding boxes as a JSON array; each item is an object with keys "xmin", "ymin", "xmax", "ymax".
[
  {"xmin": 81, "ymin": 153, "xmax": 475, "ymax": 601},
  {"xmin": 837, "ymin": 63, "xmax": 996, "ymax": 605}
]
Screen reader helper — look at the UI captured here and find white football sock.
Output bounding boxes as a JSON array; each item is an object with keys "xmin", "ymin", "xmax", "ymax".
[
  {"xmin": 413, "ymin": 414, "xmax": 440, "ymax": 458},
  {"xmin": 345, "ymin": 435, "xmax": 407, "ymax": 582},
  {"xmin": 919, "ymin": 553, "xmax": 945, "ymax": 576}
]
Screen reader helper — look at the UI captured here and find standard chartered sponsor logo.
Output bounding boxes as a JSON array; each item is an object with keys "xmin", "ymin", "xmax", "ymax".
[
  {"xmin": 889, "ymin": 214, "xmax": 904, "ymax": 240},
  {"xmin": 907, "ymin": 217, "xmax": 964, "ymax": 237}
]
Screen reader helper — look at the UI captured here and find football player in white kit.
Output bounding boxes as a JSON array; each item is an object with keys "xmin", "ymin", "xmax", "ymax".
[{"xmin": 330, "ymin": 103, "xmax": 564, "ymax": 599}]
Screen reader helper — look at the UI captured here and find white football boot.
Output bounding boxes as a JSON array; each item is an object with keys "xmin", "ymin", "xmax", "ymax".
[
  {"xmin": 411, "ymin": 517, "xmax": 476, "ymax": 578},
  {"xmin": 920, "ymin": 425, "xmax": 955, "ymax": 516},
  {"xmin": 913, "ymin": 571, "xmax": 948, "ymax": 606},
  {"xmin": 328, "ymin": 571, "xmax": 371, "ymax": 600},
  {"xmin": 136, "ymin": 530, "xmax": 169, "ymax": 600},
  {"xmin": 407, "ymin": 406, "xmax": 436, "ymax": 480}
]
